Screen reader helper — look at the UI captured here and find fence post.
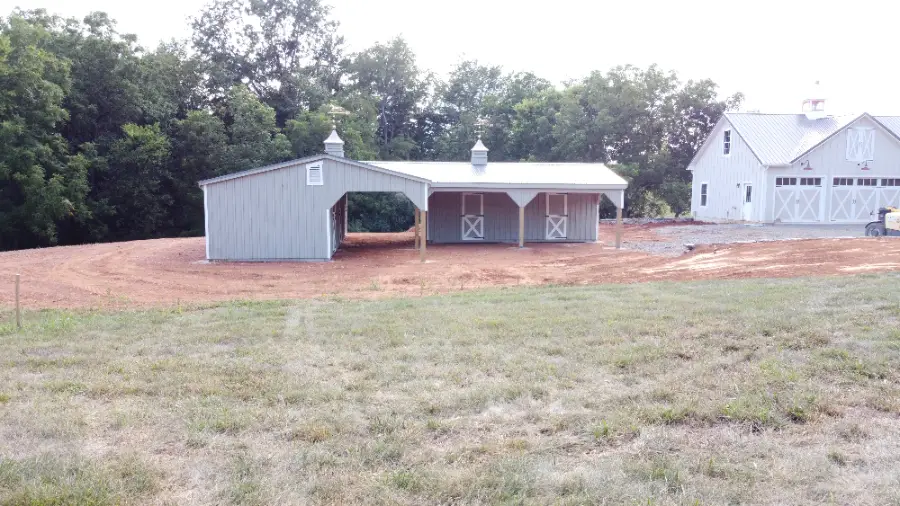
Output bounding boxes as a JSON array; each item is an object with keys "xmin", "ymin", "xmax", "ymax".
[{"xmin": 15, "ymin": 274, "xmax": 21, "ymax": 329}]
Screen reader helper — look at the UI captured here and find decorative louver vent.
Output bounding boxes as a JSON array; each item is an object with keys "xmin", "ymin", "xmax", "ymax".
[{"xmin": 306, "ymin": 162, "xmax": 323, "ymax": 185}]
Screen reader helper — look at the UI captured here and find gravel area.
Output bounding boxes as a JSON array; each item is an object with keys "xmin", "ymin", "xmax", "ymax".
[{"xmin": 625, "ymin": 224, "xmax": 866, "ymax": 256}]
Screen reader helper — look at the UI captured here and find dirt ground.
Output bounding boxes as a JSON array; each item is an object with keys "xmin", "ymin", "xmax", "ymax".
[{"xmin": 1, "ymin": 224, "xmax": 899, "ymax": 309}]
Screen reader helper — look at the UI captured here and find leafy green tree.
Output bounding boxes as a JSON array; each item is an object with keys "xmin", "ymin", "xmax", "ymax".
[
  {"xmin": 437, "ymin": 61, "xmax": 503, "ymax": 160},
  {"xmin": 0, "ymin": 5, "xmax": 744, "ymax": 246},
  {"xmin": 658, "ymin": 180, "xmax": 692, "ymax": 217},
  {"xmin": 348, "ymin": 37, "xmax": 426, "ymax": 159},
  {"xmin": 30, "ymin": 10, "xmax": 145, "ymax": 148},
  {"xmin": 435, "ymin": 63, "xmax": 554, "ymax": 161},
  {"xmin": 191, "ymin": 0, "xmax": 341, "ymax": 124},
  {"xmin": 138, "ymin": 42, "xmax": 205, "ymax": 127},
  {"xmin": 222, "ymin": 85, "xmax": 292, "ymax": 173},
  {"xmin": 553, "ymin": 65, "xmax": 739, "ymax": 216},
  {"xmin": 284, "ymin": 110, "xmax": 333, "ymax": 157},
  {"xmin": 510, "ymin": 88, "xmax": 561, "ymax": 161},
  {"xmin": 0, "ymin": 14, "xmax": 91, "ymax": 250},
  {"xmin": 94, "ymin": 124, "xmax": 173, "ymax": 239},
  {"xmin": 284, "ymin": 105, "xmax": 378, "ymax": 160},
  {"xmin": 170, "ymin": 111, "xmax": 228, "ymax": 233},
  {"xmin": 347, "ymin": 193, "xmax": 414, "ymax": 232}
]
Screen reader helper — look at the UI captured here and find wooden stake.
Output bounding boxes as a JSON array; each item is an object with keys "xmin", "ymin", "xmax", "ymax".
[
  {"xmin": 15, "ymin": 274, "xmax": 21, "ymax": 329},
  {"xmin": 420, "ymin": 210, "xmax": 427, "ymax": 262},
  {"xmin": 414, "ymin": 208, "xmax": 420, "ymax": 250},
  {"xmin": 518, "ymin": 206, "xmax": 525, "ymax": 248},
  {"xmin": 615, "ymin": 207, "xmax": 623, "ymax": 249}
]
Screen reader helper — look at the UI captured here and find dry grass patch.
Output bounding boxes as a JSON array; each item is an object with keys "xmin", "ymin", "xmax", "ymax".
[{"xmin": 1, "ymin": 274, "xmax": 899, "ymax": 504}]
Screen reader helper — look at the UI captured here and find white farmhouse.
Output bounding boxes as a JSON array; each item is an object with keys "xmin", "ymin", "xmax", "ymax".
[{"xmin": 688, "ymin": 98, "xmax": 900, "ymax": 223}]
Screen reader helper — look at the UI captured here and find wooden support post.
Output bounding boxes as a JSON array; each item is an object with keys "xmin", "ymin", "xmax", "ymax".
[
  {"xmin": 518, "ymin": 206, "xmax": 525, "ymax": 248},
  {"xmin": 420, "ymin": 210, "xmax": 427, "ymax": 262},
  {"xmin": 15, "ymin": 274, "xmax": 21, "ymax": 329},
  {"xmin": 414, "ymin": 209, "xmax": 420, "ymax": 250},
  {"xmin": 344, "ymin": 195, "xmax": 349, "ymax": 236},
  {"xmin": 615, "ymin": 207, "xmax": 623, "ymax": 249}
]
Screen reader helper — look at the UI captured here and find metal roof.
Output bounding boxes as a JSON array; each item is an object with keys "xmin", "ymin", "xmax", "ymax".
[
  {"xmin": 198, "ymin": 154, "xmax": 627, "ymax": 190},
  {"xmin": 197, "ymin": 154, "xmax": 431, "ymax": 186},
  {"xmin": 725, "ymin": 113, "xmax": 857, "ymax": 165},
  {"xmin": 697, "ymin": 112, "xmax": 900, "ymax": 167},
  {"xmin": 873, "ymin": 116, "xmax": 900, "ymax": 138},
  {"xmin": 361, "ymin": 161, "xmax": 628, "ymax": 189}
]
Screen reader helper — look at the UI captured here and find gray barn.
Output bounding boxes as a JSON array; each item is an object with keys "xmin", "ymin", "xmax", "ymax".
[{"xmin": 199, "ymin": 132, "xmax": 627, "ymax": 261}]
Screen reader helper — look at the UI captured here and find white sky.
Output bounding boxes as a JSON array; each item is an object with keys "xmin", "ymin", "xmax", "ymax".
[{"xmin": 3, "ymin": 0, "xmax": 899, "ymax": 114}]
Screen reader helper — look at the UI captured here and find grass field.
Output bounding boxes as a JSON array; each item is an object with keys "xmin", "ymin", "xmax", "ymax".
[{"xmin": 1, "ymin": 275, "xmax": 899, "ymax": 505}]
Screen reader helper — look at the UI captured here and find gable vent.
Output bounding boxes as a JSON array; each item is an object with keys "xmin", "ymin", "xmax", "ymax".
[{"xmin": 306, "ymin": 162, "xmax": 324, "ymax": 186}]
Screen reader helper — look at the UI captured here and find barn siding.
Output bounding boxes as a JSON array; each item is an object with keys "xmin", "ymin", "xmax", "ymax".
[
  {"xmin": 690, "ymin": 118, "xmax": 764, "ymax": 221},
  {"xmin": 206, "ymin": 158, "xmax": 428, "ymax": 260},
  {"xmin": 427, "ymin": 191, "xmax": 598, "ymax": 243},
  {"xmin": 766, "ymin": 116, "xmax": 900, "ymax": 222}
]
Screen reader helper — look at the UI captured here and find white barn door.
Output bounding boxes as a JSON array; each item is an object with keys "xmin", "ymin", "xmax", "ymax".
[
  {"xmin": 829, "ymin": 178, "xmax": 855, "ymax": 222},
  {"xmin": 878, "ymin": 179, "xmax": 900, "ymax": 210},
  {"xmin": 774, "ymin": 177, "xmax": 823, "ymax": 222},
  {"xmin": 461, "ymin": 193, "xmax": 484, "ymax": 240},
  {"xmin": 545, "ymin": 193, "xmax": 568, "ymax": 239},
  {"xmin": 854, "ymin": 178, "xmax": 879, "ymax": 220},
  {"xmin": 773, "ymin": 184, "xmax": 796, "ymax": 222},
  {"xmin": 830, "ymin": 177, "xmax": 884, "ymax": 222},
  {"xmin": 796, "ymin": 187, "xmax": 823, "ymax": 222}
]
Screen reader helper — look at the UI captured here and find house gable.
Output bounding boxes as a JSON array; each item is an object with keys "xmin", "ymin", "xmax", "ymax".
[
  {"xmin": 786, "ymin": 115, "xmax": 900, "ymax": 177},
  {"xmin": 689, "ymin": 116, "xmax": 764, "ymax": 221},
  {"xmin": 789, "ymin": 113, "xmax": 900, "ymax": 165},
  {"xmin": 687, "ymin": 116, "xmax": 763, "ymax": 170}
]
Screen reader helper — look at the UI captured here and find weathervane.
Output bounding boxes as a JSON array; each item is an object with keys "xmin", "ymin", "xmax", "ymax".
[
  {"xmin": 474, "ymin": 117, "xmax": 489, "ymax": 139},
  {"xmin": 327, "ymin": 104, "xmax": 351, "ymax": 129}
]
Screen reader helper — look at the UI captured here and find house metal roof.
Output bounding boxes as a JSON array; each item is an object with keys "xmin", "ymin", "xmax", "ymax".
[
  {"xmin": 361, "ymin": 161, "xmax": 628, "ymax": 189},
  {"xmin": 695, "ymin": 112, "xmax": 900, "ymax": 167},
  {"xmin": 873, "ymin": 116, "xmax": 900, "ymax": 137}
]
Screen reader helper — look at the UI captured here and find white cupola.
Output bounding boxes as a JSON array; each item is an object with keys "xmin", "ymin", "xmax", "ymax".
[
  {"xmin": 802, "ymin": 81, "xmax": 827, "ymax": 120},
  {"xmin": 324, "ymin": 128, "xmax": 344, "ymax": 157},
  {"xmin": 470, "ymin": 136, "xmax": 488, "ymax": 165}
]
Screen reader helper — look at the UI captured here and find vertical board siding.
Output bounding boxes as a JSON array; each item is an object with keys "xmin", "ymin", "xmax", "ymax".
[
  {"xmin": 690, "ymin": 119, "xmax": 763, "ymax": 221},
  {"xmin": 692, "ymin": 116, "xmax": 900, "ymax": 223},
  {"xmin": 768, "ymin": 116, "xmax": 900, "ymax": 223},
  {"xmin": 427, "ymin": 191, "xmax": 598, "ymax": 243},
  {"xmin": 206, "ymin": 158, "xmax": 428, "ymax": 260}
]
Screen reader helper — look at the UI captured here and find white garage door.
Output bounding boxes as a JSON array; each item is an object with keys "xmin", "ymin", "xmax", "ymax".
[
  {"xmin": 879, "ymin": 178, "xmax": 900, "ymax": 209},
  {"xmin": 830, "ymin": 177, "xmax": 897, "ymax": 222},
  {"xmin": 773, "ymin": 177, "xmax": 823, "ymax": 222}
]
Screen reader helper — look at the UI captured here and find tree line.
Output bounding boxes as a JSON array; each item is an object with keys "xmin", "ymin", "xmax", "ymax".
[{"xmin": 0, "ymin": 0, "xmax": 742, "ymax": 251}]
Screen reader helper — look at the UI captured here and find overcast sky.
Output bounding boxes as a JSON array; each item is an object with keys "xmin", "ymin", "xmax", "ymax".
[{"xmin": 3, "ymin": 0, "xmax": 898, "ymax": 115}]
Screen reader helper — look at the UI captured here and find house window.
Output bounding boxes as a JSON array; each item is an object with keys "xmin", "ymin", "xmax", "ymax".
[
  {"xmin": 775, "ymin": 177, "xmax": 797, "ymax": 186},
  {"xmin": 857, "ymin": 178, "xmax": 877, "ymax": 187},
  {"xmin": 744, "ymin": 185, "xmax": 752, "ymax": 203},
  {"xmin": 881, "ymin": 178, "xmax": 900, "ymax": 187},
  {"xmin": 700, "ymin": 183, "xmax": 708, "ymax": 207},
  {"xmin": 306, "ymin": 161, "xmax": 323, "ymax": 186},
  {"xmin": 723, "ymin": 130, "xmax": 732, "ymax": 155},
  {"xmin": 833, "ymin": 177, "xmax": 854, "ymax": 186},
  {"xmin": 799, "ymin": 178, "xmax": 822, "ymax": 186}
]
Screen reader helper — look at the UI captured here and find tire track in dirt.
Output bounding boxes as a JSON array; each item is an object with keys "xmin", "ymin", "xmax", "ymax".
[{"xmin": 0, "ymin": 229, "xmax": 898, "ymax": 309}]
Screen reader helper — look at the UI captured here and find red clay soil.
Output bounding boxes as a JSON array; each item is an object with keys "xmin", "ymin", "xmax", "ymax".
[{"xmin": 0, "ymin": 225, "xmax": 898, "ymax": 309}]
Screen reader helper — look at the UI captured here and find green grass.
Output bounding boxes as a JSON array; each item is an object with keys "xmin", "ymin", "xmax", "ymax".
[{"xmin": 1, "ymin": 274, "xmax": 899, "ymax": 505}]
